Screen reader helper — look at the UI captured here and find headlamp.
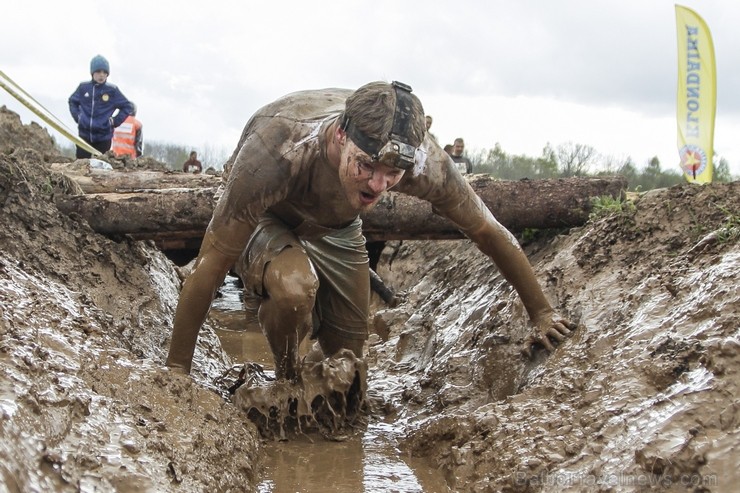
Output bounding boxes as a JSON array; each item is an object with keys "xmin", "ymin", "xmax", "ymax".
[
  {"xmin": 375, "ymin": 139, "xmax": 417, "ymax": 170},
  {"xmin": 342, "ymin": 81, "xmax": 421, "ymax": 171}
]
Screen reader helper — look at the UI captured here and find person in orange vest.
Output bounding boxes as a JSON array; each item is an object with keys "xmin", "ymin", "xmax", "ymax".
[{"xmin": 111, "ymin": 102, "xmax": 143, "ymax": 158}]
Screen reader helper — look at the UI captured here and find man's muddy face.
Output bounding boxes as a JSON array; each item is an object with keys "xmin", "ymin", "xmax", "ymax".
[{"xmin": 338, "ymin": 140, "xmax": 405, "ymax": 211}]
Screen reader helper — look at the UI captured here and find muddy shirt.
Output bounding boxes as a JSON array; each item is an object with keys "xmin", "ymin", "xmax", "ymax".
[{"xmin": 208, "ymin": 88, "xmax": 495, "ymax": 257}]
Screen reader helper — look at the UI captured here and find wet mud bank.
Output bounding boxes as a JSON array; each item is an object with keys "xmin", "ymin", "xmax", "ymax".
[
  {"xmin": 1, "ymin": 153, "xmax": 260, "ymax": 492},
  {"xmin": 368, "ymin": 184, "xmax": 739, "ymax": 492},
  {"xmin": 1, "ymin": 110, "xmax": 739, "ymax": 491}
]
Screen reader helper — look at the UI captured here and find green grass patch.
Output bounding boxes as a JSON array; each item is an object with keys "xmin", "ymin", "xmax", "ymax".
[
  {"xmin": 589, "ymin": 195, "xmax": 636, "ymax": 221},
  {"xmin": 715, "ymin": 205, "xmax": 739, "ymax": 244}
]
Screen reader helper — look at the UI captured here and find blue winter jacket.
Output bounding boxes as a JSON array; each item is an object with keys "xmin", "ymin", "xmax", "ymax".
[{"xmin": 68, "ymin": 80, "xmax": 133, "ymax": 143}]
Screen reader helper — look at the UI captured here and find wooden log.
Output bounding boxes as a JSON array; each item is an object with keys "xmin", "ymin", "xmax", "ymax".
[
  {"xmin": 361, "ymin": 175, "xmax": 628, "ymax": 241},
  {"xmin": 55, "ymin": 176, "xmax": 627, "ymax": 244},
  {"xmin": 49, "ymin": 162, "xmax": 221, "ymax": 193},
  {"xmin": 56, "ymin": 187, "xmax": 217, "ymax": 237}
]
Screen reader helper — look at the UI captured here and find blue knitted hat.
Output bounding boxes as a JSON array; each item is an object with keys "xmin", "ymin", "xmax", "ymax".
[{"xmin": 90, "ymin": 55, "xmax": 110, "ymax": 75}]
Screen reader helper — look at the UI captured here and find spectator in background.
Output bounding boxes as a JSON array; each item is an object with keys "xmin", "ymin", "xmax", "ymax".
[
  {"xmin": 443, "ymin": 144, "xmax": 453, "ymax": 156},
  {"xmin": 68, "ymin": 54, "xmax": 133, "ymax": 159},
  {"xmin": 182, "ymin": 151, "xmax": 203, "ymax": 173},
  {"xmin": 425, "ymin": 115, "xmax": 437, "ymax": 142},
  {"xmin": 451, "ymin": 137, "xmax": 473, "ymax": 174},
  {"xmin": 111, "ymin": 102, "xmax": 143, "ymax": 158}
]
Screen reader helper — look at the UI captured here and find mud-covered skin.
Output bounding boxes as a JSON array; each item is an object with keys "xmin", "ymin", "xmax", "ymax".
[
  {"xmin": 260, "ymin": 246, "xmax": 317, "ymax": 380},
  {"xmin": 233, "ymin": 349, "xmax": 367, "ymax": 439},
  {"xmin": 166, "ymin": 87, "xmax": 571, "ymax": 374}
]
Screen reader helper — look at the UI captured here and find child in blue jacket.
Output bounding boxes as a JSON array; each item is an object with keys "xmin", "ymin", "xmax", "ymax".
[{"xmin": 68, "ymin": 55, "xmax": 133, "ymax": 158}]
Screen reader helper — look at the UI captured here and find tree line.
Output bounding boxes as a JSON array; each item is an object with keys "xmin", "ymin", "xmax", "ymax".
[
  {"xmin": 58, "ymin": 140, "xmax": 229, "ymax": 172},
  {"xmin": 468, "ymin": 141, "xmax": 735, "ymax": 190},
  {"xmin": 60, "ymin": 139, "xmax": 735, "ymax": 189},
  {"xmin": 142, "ymin": 141, "xmax": 230, "ymax": 172}
]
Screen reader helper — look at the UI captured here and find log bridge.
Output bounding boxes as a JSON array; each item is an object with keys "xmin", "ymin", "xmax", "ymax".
[{"xmin": 51, "ymin": 163, "xmax": 627, "ymax": 252}]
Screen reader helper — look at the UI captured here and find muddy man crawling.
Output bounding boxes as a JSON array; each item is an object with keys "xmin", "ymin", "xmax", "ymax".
[{"xmin": 166, "ymin": 81, "xmax": 573, "ymax": 380}]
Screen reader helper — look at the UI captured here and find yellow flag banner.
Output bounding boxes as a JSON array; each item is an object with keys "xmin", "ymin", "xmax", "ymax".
[{"xmin": 675, "ymin": 5, "xmax": 716, "ymax": 184}]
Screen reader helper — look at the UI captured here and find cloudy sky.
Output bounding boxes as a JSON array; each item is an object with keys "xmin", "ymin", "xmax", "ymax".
[{"xmin": 2, "ymin": 0, "xmax": 739, "ymax": 176}]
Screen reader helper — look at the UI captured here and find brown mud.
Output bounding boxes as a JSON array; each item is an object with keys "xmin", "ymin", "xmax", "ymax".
[{"xmin": 1, "ymin": 106, "xmax": 739, "ymax": 491}]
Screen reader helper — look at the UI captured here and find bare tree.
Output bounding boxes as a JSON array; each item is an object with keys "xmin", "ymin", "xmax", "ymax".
[
  {"xmin": 199, "ymin": 143, "xmax": 229, "ymax": 172},
  {"xmin": 556, "ymin": 142, "xmax": 596, "ymax": 177},
  {"xmin": 599, "ymin": 153, "xmax": 632, "ymax": 175}
]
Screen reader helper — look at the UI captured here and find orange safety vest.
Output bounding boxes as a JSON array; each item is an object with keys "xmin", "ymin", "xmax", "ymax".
[{"xmin": 111, "ymin": 115, "xmax": 142, "ymax": 157}]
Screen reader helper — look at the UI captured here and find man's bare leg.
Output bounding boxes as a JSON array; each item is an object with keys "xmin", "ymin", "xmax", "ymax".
[{"xmin": 259, "ymin": 247, "xmax": 318, "ymax": 380}]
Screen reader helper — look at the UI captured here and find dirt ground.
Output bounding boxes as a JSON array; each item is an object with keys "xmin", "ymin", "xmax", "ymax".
[{"xmin": 1, "ymin": 105, "xmax": 738, "ymax": 492}]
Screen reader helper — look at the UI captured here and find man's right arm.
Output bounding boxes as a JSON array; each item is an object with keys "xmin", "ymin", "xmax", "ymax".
[
  {"xmin": 166, "ymin": 140, "xmax": 274, "ymax": 372},
  {"xmin": 165, "ymin": 242, "xmax": 235, "ymax": 373}
]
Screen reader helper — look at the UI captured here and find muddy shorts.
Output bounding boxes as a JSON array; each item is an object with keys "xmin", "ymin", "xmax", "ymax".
[{"xmin": 236, "ymin": 214, "xmax": 370, "ymax": 342}]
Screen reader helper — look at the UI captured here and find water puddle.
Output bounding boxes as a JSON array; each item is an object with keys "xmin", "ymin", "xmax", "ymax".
[
  {"xmin": 211, "ymin": 276, "xmax": 451, "ymax": 493},
  {"xmin": 257, "ymin": 419, "xmax": 449, "ymax": 493}
]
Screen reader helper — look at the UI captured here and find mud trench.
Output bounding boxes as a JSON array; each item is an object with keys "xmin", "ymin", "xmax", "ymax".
[
  {"xmin": 209, "ymin": 275, "xmax": 452, "ymax": 492},
  {"xmin": 3, "ymin": 112, "xmax": 739, "ymax": 492}
]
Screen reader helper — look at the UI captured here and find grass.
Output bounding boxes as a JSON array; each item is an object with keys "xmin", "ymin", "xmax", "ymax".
[
  {"xmin": 588, "ymin": 195, "xmax": 636, "ymax": 221},
  {"xmin": 715, "ymin": 205, "xmax": 739, "ymax": 244}
]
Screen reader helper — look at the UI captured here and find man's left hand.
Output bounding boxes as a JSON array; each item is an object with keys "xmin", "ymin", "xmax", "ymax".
[{"xmin": 522, "ymin": 314, "xmax": 575, "ymax": 358}]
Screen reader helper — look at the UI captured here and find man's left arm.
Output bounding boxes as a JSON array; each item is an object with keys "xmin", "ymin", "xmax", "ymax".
[
  {"xmin": 403, "ymin": 142, "xmax": 573, "ymax": 355},
  {"xmin": 462, "ymin": 202, "xmax": 573, "ymax": 355}
]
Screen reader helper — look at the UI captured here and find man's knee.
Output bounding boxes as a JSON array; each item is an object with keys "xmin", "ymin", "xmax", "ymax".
[{"xmin": 263, "ymin": 247, "xmax": 318, "ymax": 312}]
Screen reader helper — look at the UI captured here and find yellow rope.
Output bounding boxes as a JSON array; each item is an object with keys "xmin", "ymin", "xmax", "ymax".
[{"xmin": 0, "ymin": 70, "xmax": 101, "ymax": 156}]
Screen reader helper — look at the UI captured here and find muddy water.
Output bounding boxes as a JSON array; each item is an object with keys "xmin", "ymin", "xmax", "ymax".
[{"xmin": 210, "ymin": 276, "xmax": 451, "ymax": 493}]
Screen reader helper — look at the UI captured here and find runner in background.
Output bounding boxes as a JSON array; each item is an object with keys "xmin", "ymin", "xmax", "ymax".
[{"xmin": 182, "ymin": 151, "xmax": 203, "ymax": 173}]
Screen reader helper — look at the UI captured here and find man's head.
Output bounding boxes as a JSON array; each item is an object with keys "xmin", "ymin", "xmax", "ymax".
[
  {"xmin": 334, "ymin": 81, "xmax": 426, "ymax": 211},
  {"xmin": 425, "ymin": 115, "xmax": 433, "ymax": 131},
  {"xmin": 453, "ymin": 138, "xmax": 465, "ymax": 157},
  {"xmin": 90, "ymin": 55, "xmax": 110, "ymax": 84},
  {"xmin": 340, "ymin": 81, "xmax": 426, "ymax": 170}
]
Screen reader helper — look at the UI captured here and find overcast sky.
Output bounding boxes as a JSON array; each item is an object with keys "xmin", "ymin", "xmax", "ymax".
[{"xmin": 2, "ymin": 0, "xmax": 739, "ymax": 176}]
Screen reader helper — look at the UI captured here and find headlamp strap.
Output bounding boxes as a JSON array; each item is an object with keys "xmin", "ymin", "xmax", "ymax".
[
  {"xmin": 342, "ymin": 117, "xmax": 382, "ymax": 158},
  {"xmin": 389, "ymin": 81, "xmax": 414, "ymax": 147}
]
